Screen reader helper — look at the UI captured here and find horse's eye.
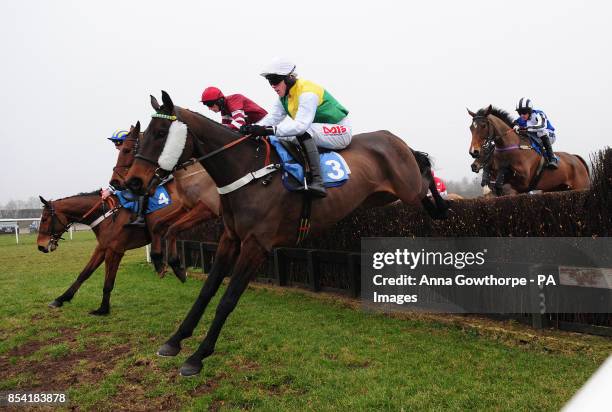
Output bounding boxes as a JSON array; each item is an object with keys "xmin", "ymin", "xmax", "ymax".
[
  {"xmin": 156, "ymin": 129, "xmax": 168, "ymax": 139},
  {"xmin": 122, "ymin": 148, "xmax": 131, "ymax": 154}
]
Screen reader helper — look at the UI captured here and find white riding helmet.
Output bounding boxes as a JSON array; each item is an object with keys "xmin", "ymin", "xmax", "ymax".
[{"xmin": 260, "ymin": 57, "xmax": 298, "ymax": 78}]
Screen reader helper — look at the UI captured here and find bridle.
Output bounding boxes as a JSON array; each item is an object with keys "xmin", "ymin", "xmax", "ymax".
[
  {"xmin": 40, "ymin": 198, "xmax": 116, "ymax": 246},
  {"xmin": 471, "ymin": 115, "xmax": 496, "ymax": 158},
  {"xmin": 471, "ymin": 115, "xmax": 517, "ymax": 156},
  {"xmin": 40, "ymin": 202, "xmax": 73, "ymax": 245},
  {"xmin": 112, "ymin": 136, "xmax": 139, "ymax": 187}
]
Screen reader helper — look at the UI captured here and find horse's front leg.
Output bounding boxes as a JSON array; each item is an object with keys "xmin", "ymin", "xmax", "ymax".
[
  {"xmin": 495, "ymin": 167, "xmax": 508, "ymax": 196},
  {"xmin": 89, "ymin": 249, "xmax": 123, "ymax": 316},
  {"xmin": 148, "ymin": 225, "xmax": 166, "ymax": 276},
  {"xmin": 157, "ymin": 230, "xmax": 239, "ymax": 357},
  {"xmin": 151, "ymin": 206, "xmax": 186, "ymax": 236},
  {"xmin": 49, "ymin": 245, "xmax": 106, "ymax": 308},
  {"xmin": 166, "ymin": 202, "xmax": 216, "ymax": 283},
  {"xmin": 180, "ymin": 235, "xmax": 267, "ymax": 377}
]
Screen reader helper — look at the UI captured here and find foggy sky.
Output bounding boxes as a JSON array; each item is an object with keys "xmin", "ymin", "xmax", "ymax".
[{"xmin": 1, "ymin": 0, "xmax": 610, "ymax": 204}]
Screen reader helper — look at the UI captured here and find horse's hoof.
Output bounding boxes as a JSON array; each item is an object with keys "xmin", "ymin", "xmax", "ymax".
[
  {"xmin": 173, "ymin": 268, "xmax": 187, "ymax": 283},
  {"xmin": 48, "ymin": 300, "xmax": 63, "ymax": 308},
  {"xmin": 157, "ymin": 343, "xmax": 181, "ymax": 357},
  {"xmin": 180, "ymin": 360, "xmax": 203, "ymax": 377},
  {"xmin": 89, "ymin": 308, "xmax": 109, "ymax": 316}
]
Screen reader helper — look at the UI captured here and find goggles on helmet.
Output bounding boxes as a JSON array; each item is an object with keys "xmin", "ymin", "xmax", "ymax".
[{"xmin": 265, "ymin": 74, "xmax": 286, "ymax": 86}]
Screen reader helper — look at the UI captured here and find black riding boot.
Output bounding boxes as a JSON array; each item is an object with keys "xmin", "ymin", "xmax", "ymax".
[
  {"xmin": 541, "ymin": 135, "xmax": 559, "ymax": 169},
  {"xmin": 125, "ymin": 195, "xmax": 147, "ymax": 227},
  {"xmin": 297, "ymin": 133, "xmax": 327, "ymax": 198}
]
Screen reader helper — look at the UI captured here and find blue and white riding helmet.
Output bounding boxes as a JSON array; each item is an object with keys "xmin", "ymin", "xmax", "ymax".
[
  {"xmin": 108, "ymin": 129, "xmax": 129, "ymax": 144},
  {"xmin": 516, "ymin": 97, "xmax": 533, "ymax": 114}
]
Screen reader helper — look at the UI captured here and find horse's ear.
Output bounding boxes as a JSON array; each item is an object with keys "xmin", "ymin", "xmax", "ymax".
[
  {"xmin": 134, "ymin": 121, "xmax": 140, "ymax": 135},
  {"xmin": 161, "ymin": 90, "xmax": 174, "ymax": 113},
  {"xmin": 467, "ymin": 108, "xmax": 476, "ymax": 117},
  {"xmin": 485, "ymin": 105, "xmax": 492, "ymax": 115},
  {"xmin": 39, "ymin": 195, "xmax": 49, "ymax": 206},
  {"xmin": 151, "ymin": 95, "xmax": 161, "ymax": 111}
]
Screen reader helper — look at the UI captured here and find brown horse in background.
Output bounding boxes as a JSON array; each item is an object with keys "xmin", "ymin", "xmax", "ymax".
[
  {"xmin": 125, "ymin": 91, "xmax": 448, "ymax": 376},
  {"xmin": 109, "ymin": 123, "xmax": 221, "ymax": 276},
  {"xmin": 36, "ymin": 124, "xmax": 192, "ymax": 315},
  {"xmin": 36, "ymin": 189, "xmax": 184, "ymax": 315},
  {"xmin": 468, "ymin": 106, "xmax": 590, "ymax": 195}
]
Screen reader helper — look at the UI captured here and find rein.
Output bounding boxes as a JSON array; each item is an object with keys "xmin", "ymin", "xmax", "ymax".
[
  {"xmin": 141, "ymin": 111, "xmax": 277, "ymax": 194},
  {"xmin": 41, "ymin": 198, "xmax": 119, "ymax": 243}
]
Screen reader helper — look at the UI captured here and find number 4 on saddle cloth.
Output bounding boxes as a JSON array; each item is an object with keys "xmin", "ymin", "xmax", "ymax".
[
  {"xmin": 269, "ymin": 137, "xmax": 351, "ymax": 192},
  {"xmin": 115, "ymin": 185, "xmax": 172, "ymax": 214}
]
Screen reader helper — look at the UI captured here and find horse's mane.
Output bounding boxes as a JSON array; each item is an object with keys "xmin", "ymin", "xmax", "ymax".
[
  {"xmin": 179, "ymin": 107, "xmax": 244, "ymax": 139},
  {"xmin": 55, "ymin": 190, "xmax": 100, "ymax": 201},
  {"xmin": 478, "ymin": 106, "xmax": 516, "ymax": 127}
]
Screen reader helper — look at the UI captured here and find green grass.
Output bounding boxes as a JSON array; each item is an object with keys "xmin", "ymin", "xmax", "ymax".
[{"xmin": 0, "ymin": 232, "xmax": 610, "ymax": 411}]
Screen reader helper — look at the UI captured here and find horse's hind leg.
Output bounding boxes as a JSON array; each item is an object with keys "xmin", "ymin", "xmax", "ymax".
[
  {"xmin": 90, "ymin": 249, "xmax": 123, "ymax": 316},
  {"xmin": 180, "ymin": 236, "xmax": 267, "ymax": 376},
  {"xmin": 166, "ymin": 203, "xmax": 216, "ymax": 283},
  {"xmin": 49, "ymin": 246, "xmax": 106, "ymax": 308},
  {"xmin": 394, "ymin": 151, "xmax": 447, "ymax": 219},
  {"xmin": 424, "ymin": 176, "xmax": 449, "ymax": 219},
  {"xmin": 158, "ymin": 230, "xmax": 239, "ymax": 357}
]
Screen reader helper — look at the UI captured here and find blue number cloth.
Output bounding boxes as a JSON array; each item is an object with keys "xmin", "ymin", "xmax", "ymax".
[
  {"xmin": 269, "ymin": 137, "xmax": 350, "ymax": 189},
  {"xmin": 115, "ymin": 185, "xmax": 172, "ymax": 214}
]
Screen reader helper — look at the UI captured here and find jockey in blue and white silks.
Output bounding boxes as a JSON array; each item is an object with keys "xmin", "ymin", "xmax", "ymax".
[
  {"xmin": 512, "ymin": 97, "xmax": 559, "ymax": 169},
  {"xmin": 102, "ymin": 130, "xmax": 129, "ymax": 200}
]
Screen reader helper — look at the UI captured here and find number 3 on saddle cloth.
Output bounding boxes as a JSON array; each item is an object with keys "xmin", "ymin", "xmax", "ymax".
[
  {"xmin": 269, "ymin": 136, "xmax": 351, "ymax": 192},
  {"xmin": 115, "ymin": 185, "xmax": 172, "ymax": 214}
]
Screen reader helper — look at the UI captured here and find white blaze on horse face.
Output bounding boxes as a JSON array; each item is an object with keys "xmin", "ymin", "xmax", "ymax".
[{"xmin": 158, "ymin": 121, "xmax": 187, "ymax": 171}]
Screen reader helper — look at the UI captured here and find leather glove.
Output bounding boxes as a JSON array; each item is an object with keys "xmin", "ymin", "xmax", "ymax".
[{"xmin": 239, "ymin": 124, "xmax": 274, "ymax": 137}]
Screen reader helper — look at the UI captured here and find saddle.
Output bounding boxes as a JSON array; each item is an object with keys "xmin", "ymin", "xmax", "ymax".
[
  {"xmin": 268, "ymin": 137, "xmax": 351, "ymax": 192},
  {"xmin": 277, "ymin": 139, "xmax": 308, "ymax": 168}
]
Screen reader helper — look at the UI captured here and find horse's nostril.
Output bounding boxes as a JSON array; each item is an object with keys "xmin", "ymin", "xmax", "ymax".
[{"xmin": 38, "ymin": 245, "xmax": 48, "ymax": 253}]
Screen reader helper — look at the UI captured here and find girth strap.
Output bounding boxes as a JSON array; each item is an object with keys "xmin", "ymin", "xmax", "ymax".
[
  {"xmin": 296, "ymin": 194, "xmax": 312, "ymax": 245},
  {"xmin": 217, "ymin": 164, "xmax": 281, "ymax": 195}
]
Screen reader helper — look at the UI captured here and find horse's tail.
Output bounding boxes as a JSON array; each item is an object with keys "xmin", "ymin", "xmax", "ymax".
[
  {"xmin": 411, "ymin": 149, "xmax": 432, "ymax": 175},
  {"xmin": 410, "ymin": 149, "xmax": 448, "ymax": 219}
]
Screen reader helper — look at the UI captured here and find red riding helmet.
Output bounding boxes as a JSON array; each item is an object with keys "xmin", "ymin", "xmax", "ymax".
[{"xmin": 201, "ymin": 87, "xmax": 224, "ymax": 104}]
